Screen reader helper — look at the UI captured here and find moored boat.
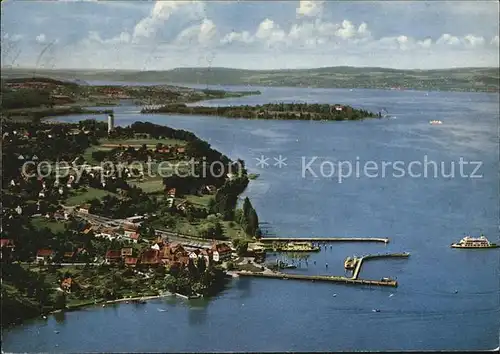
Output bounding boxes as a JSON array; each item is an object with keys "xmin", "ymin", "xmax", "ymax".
[{"xmin": 451, "ymin": 235, "xmax": 498, "ymax": 249}]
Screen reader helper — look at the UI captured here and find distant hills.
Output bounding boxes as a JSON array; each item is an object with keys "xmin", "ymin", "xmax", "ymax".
[{"xmin": 1, "ymin": 66, "xmax": 499, "ymax": 92}]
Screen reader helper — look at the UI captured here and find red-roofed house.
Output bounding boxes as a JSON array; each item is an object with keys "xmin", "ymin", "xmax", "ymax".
[
  {"xmin": 124, "ymin": 257, "xmax": 138, "ymax": 267},
  {"xmin": 105, "ymin": 250, "xmax": 122, "ymax": 265},
  {"xmin": 211, "ymin": 243, "xmax": 232, "ymax": 262},
  {"xmin": 166, "ymin": 188, "xmax": 176, "ymax": 198},
  {"xmin": 121, "ymin": 232, "xmax": 139, "ymax": 243},
  {"xmin": 201, "ymin": 249, "xmax": 213, "ymax": 265},
  {"xmin": 63, "ymin": 251, "xmax": 76, "ymax": 262},
  {"xmin": 0, "ymin": 239, "xmax": 15, "ymax": 249},
  {"xmin": 60, "ymin": 277, "xmax": 79, "ymax": 293},
  {"xmin": 0, "ymin": 239, "xmax": 15, "ymax": 261},
  {"xmin": 123, "ymin": 223, "xmax": 139, "ymax": 232},
  {"xmin": 36, "ymin": 249, "xmax": 55, "ymax": 263},
  {"xmin": 139, "ymin": 249, "xmax": 160, "ymax": 267}
]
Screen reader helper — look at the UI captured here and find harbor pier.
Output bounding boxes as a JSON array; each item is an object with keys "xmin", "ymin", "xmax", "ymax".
[
  {"xmin": 237, "ymin": 271, "xmax": 398, "ymax": 287},
  {"xmin": 350, "ymin": 253, "xmax": 410, "ymax": 280},
  {"xmin": 259, "ymin": 237, "xmax": 390, "ymax": 244}
]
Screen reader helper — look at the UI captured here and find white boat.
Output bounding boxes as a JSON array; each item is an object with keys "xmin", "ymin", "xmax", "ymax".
[
  {"xmin": 429, "ymin": 120, "xmax": 442, "ymax": 125},
  {"xmin": 451, "ymin": 235, "xmax": 498, "ymax": 249}
]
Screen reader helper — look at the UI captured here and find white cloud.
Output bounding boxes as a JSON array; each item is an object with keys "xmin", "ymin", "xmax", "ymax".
[
  {"xmin": 296, "ymin": 0, "xmax": 325, "ymax": 18},
  {"xmin": 86, "ymin": 31, "xmax": 130, "ymax": 44},
  {"xmin": 3, "ymin": 33, "xmax": 23, "ymax": 42},
  {"xmin": 334, "ymin": 20, "xmax": 371, "ymax": 40},
  {"xmin": 132, "ymin": 0, "xmax": 205, "ymax": 39},
  {"xmin": 221, "ymin": 31, "xmax": 254, "ymax": 44},
  {"xmin": 417, "ymin": 38, "xmax": 432, "ymax": 49},
  {"xmin": 175, "ymin": 18, "xmax": 217, "ymax": 46},
  {"xmin": 491, "ymin": 35, "xmax": 499, "ymax": 47},
  {"xmin": 7, "ymin": 1, "xmax": 497, "ymax": 70},
  {"xmin": 255, "ymin": 19, "xmax": 288, "ymax": 47},
  {"xmin": 35, "ymin": 34, "xmax": 47, "ymax": 43},
  {"xmin": 335, "ymin": 20, "xmax": 356, "ymax": 39},
  {"xmin": 436, "ymin": 33, "xmax": 461, "ymax": 46},
  {"xmin": 463, "ymin": 34, "xmax": 485, "ymax": 47},
  {"xmin": 221, "ymin": 18, "xmax": 372, "ymax": 49}
]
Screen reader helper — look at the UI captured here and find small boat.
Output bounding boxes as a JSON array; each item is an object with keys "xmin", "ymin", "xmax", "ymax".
[
  {"xmin": 429, "ymin": 120, "xmax": 443, "ymax": 125},
  {"xmin": 451, "ymin": 235, "xmax": 498, "ymax": 249},
  {"xmin": 332, "ymin": 294, "xmax": 337, "ymax": 297},
  {"xmin": 372, "ymin": 309, "xmax": 381, "ymax": 313},
  {"xmin": 389, "ymin": 294, "xmax": 394, "ymax": 298},
  {"xmin": 157, "ymin": 308, "xmax": 167, "ymax": 312}
]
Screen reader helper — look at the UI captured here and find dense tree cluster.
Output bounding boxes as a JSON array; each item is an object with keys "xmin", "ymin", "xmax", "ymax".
[
  {"xmin": 210, "ymin": 177, "xmax": 249, "ymax": 221},
  {"xmin": 239, "ymin": 197, "xmax": 261, "ymax": 237},
  {"xmin": 142, "ymin": 102, "xmax": 380, "ymax": 121}
]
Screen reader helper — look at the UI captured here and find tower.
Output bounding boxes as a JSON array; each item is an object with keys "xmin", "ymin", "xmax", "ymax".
[{"xmin": 107, "ymin": 113, "xmax": 114, "ymax": 133}]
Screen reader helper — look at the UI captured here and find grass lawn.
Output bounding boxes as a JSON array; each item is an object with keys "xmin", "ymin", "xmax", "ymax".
[
  {"xmin": 65, "ymin": 187, "xmax": 117, "ymax": 206},
  {"xmin": 82, "ymin": 145, "xmax": 113, "ymax": 164},
  {"xmin": 184, "ymin": 194, "xmax": 213, "ymax": 208},
  {"xmin": 130, "ymin": 178, "xmax": 164, "ymax": 194},
  {"xmin": 31, "ymin": 217, "xmax": 68, "ymax": 233},
  {"xmin": 222, "ymin": 221, "xmax": 248, "ymax": 240},
  {"xmin": 174, "ymin": 219, "xmax": 200, "ymax": 237}
]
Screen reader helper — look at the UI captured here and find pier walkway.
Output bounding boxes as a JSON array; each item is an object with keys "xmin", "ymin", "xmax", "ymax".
[
  {"xmin": 236, "ymin": 252, "xmax": 410, "ymax": 288},
  {"xmin": 237, "ymin": 271, "xmax": 398, "ymax": 287},
  {"xmin": 351, "ymin": 252, "xmax": 410, "ymax": 280},
  {"xmin": 259, "ymin": 237, "xmax": 389, "ymax": 243}
]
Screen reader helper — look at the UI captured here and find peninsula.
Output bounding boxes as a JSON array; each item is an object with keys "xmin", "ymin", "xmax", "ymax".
[
  {"xmin": 0, "ymin": 77, "xmax": 260, "ymax": 121},
  {"xmin": 141, "ymin": 102, "xmax": 380, "ymax": 121}
]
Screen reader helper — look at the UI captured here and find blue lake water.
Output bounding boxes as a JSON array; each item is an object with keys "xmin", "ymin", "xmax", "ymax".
[{"xmin": 3, "ymin": 87, "xmax": 499, "ymax": 352}]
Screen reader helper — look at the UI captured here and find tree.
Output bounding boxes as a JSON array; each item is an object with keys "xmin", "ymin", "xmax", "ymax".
[
  {"xmin": 233, "ymin": 238, "xmax": 248, "ymax": 256},
  {"xmin": 54, "ymin": 292, "xmax": 67, "ymax": 310}
]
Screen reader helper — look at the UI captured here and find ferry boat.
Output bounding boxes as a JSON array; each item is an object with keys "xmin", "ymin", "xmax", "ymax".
[
  {"xmin": 451, "ymin": 235, "xmax": 498, "ymax": 249},
  {"xmin": 429, "ymin": 120, "xmax": 443, "ymax": 125}
]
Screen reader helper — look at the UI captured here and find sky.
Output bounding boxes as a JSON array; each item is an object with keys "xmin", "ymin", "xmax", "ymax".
[{"xmin": 1, "ymin": 0, "xmax": 499, "ymax": 70}]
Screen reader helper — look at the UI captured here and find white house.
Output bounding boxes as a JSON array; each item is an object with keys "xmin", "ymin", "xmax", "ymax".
[{"xmin": 211, "ymin": 243, "xmax": 232, "ymax": 262}]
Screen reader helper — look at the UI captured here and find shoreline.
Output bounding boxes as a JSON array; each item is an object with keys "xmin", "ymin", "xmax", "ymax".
[{"xmin": 59, "ymin": 291, "xmax": 204, "ymax": 314}]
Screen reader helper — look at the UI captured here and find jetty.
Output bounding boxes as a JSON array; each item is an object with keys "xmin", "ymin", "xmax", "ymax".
[
  {"xmin": 237, "ymin": 252, "xmax": 410, "ymax": 288},
  {"xmin": 349, "ymin": 252, "xmax": 410, "ymax": 280},
  {"xmin": 237, "ymin": 271, "xmax": 398, "ymax": 287},
  {"xmin": 258, "ymin": 237, "xmax": 389, "ymax": 244}
]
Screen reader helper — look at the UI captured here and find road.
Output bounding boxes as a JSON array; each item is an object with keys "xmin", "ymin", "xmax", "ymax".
[{"xmin": 72, "ymin": 209, "xmax": 215, "ymax": 249}]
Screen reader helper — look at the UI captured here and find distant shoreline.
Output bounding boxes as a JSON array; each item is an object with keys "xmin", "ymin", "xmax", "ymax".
[{"xmin": 2, "ymin": 66, "xmax": 498, "ymax": 93}]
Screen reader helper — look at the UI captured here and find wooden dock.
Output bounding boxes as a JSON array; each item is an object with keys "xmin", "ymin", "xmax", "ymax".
[
  {"xmin": 237, "ymin": 271, "xmax": 398, "ymax": 287},
  {"xmin": 258, "ymin": 237, "xmax": 390, "ymax": 244}
]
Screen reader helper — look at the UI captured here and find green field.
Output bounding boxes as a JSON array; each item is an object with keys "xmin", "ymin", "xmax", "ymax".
[
  {"xmin": 130, "ymin": 178, "xmax": 165, "ymax": 194},
  {"xmin": 31, "ymin": 217, "xmax": 68, "ymax": 233},
  {"xmin": 184, "ymin": 194, "xmax": 213, "ymax": 208},
  {"xmin": 221, "ymin": 221, "xmax": 247, "ymax": 240},
  {"xmin": 65, "ymin": 187, "xmax": 117, "ymax": 206}
]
